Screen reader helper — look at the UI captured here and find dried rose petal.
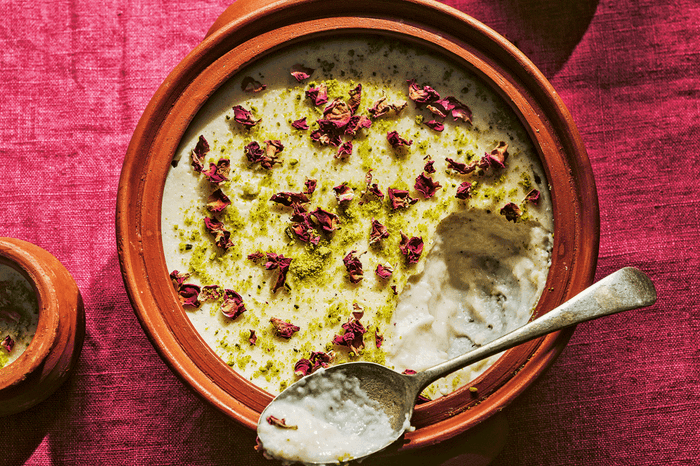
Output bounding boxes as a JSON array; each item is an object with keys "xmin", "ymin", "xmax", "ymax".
[
  {"xmin": 311, "ymin": 208, "xmax": 340, "ymax": 233},
  {"xmin": 270, "ymin": 191, "xmax": 310, "ymax": 206},
  {"xmin": 375, "ymin": 329, "xmax": 384, "ymax": 349},
  {"xmin": 525, "ymin": 189, "xmax": 541, "ymax": 204},
  {"xmin": 294, "ymin": 351, "xmax": 334, "ymax": 377},
  {"xmin": 500, "ymin": 202, "xmax": 522, "ymax": 222},
  {"xmin": 414, "ymin": 173, "xmax": 442, "ymax": 199},
  {"xmin": 178, "ymin": 284, "xmax": 201, "ymax": 308},
  {"xmin": 426, "ymin": 104, "xmax": 447, "ymax": 119},
  {"xmin": 424, "ymin": 160, "xmax": 436, "ymax": 174},
  {"xmin": 292, "ymin": 117, "xmax": 309, "ymax": 130},
  {"xmin": 266, "ymin": 415, "xmax": 298, "ymax": 430},
  {"xmin": 202, "ymin": 159, "xmax": 231, "ymax": 184},
  {"xmin": 333, "ymin": 183, "xmax": 354, "ymax": 203},
  {"xmin": 290, "ymin": 204, "xmax": 320, "ymax": 245},
  {"xmin": 232, "ymin": 105, "xmax": 260, "ymax": 128},
  {"xmin": 402, "ymin": 369, "xmax": 417, "ymax": 375},
  {"xmin": 204, "ymin": 217, "xmax": 234, "ymax": 250},
  {"xmin": 191, "ymin": 135, "xmax": 209, "ymax": 173},
  {"xmin": 265, "ymin": 253, "xmax": 292, "ymax": 293},
  {"xmin": 445, "ymin": 157, "xmax": 477, "ymax": 175},
  {"xmin": 335, "ymin": 141, "xmax": 353, "ymax": 159},
  {"xmin": 387, "ymin": 131, "xmax": 413, "ymax": 149},
  {"xmin": 456, "ymin": 181, "xmax": 473, "ymax": 200},
  {"xmin": 436, "ymin": 96, "xmax": 472, "ymax": 123},
  {"xmin": 200, "ymin": 285, "xmax": 222, "ymax": 302},
  {"xmin": 332, "ymin": 313, "xmax": 367, "ymax": 353},
  {"xmin": 407, "ymin": 79, "xmax": 440, "ymax": 105},
  {"xmin": 320, "ymin": 99, "xmax": 353, "ymax": 129},
  {"xmin": 343, "ymin": 250, "xmax": 364, "ymax": 284},
  {"xmin": 482, "ymin": 141, "xmax": 508, "ymax": 169},
  {"xmin": 221, "ymin": 289, "xmax": 246, "ymax": 319},
  {"xmin": 241, "ymin": 76, "xmax": 266, "ymax": 93},
  {"xmin": 270, "ymin": 317, "xmax": 300, "ymax": 339},
  {"xmin": 367, "ymin": 183, "xmax": 383, "ymax": 199},
  {"xmin": 247, "ymin": 251, "xmax": 264, "ymax": 262},
  {"xmin": 400, "ymin": 233, "xmax": 424, "ymax": 264},
  {"xmin": 305, "ymin": 82, "xmax": 328, "ymax": 106},
  {"xmin": 1, "ymin": 335, "xmax": 14, "ymax": 353},
  {"xmin": 368, "ymin": 96, "xmax": 407, "ymax": 118},
  {"xmin": 207, "ymin": 189, "xmax": 231, "ymax": 213},
  {"xmin": 387, "ymin": 188, "xmax": 417, "ymax": 210},
  {"xmin": 369, "ymin": 219, "xmax": 389, "ymax": 245},
  {"xmin": 375, "ymin": 264, "xmax": 393, "ymax": 280},
  {"xmin": 347, "ymin": 84, "xmax": 362, "ymax": 113},
  {"xmin": 170, "ymin": 270, "xmax": 190, "ymax": 289},
  {"xmin": 304, "ymin": 178, "xmax": 317, "ymax": 195},
  {"xmin": 294, "ymin": 358, "xmax": 312, "ymax": 377},
  {"xmin": 249, "ymin": 330, "xmax": 257, "ymax": 346},
  {"xmin": 290, "ymin": 64, "xmax": 314, "ymax": 82},
  {"xmin": 424, "ymin": 120, "xmax": 445, "ymax": 132},
  {"xmin": 344, "ymin": 115, "xmax": 371, "ymax": 136}
]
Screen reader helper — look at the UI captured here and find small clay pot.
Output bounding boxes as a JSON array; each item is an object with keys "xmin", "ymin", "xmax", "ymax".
[
  {"xmin": 117, "ymin": 0, "xmax": 599, "ymax": 454},
  {"xmin": 0, "ymin": 238, "xmax": 85, "ymax": 417}
]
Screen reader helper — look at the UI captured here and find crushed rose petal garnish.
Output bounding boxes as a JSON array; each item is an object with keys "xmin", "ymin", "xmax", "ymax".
[
  {"xmin": 291, "ymin": 117, "xmax": 309, "ymax": 130},
  {"xmin": 399, "ymin": 233, "xmax": 424, "ymax": 264},
  {"xmin": 375, "ymin": 264, "xmax": 393, "ymax": 280},
  {"xmin": 207, "ymin": 189, "xmax": 231, "ymax": 212},
  {"xmin": 525, "ymin": 189, "xmax": 541, "ymax": 204},
  {"xmin": 424, "ymin": 120, "xmax": 445, "ymax": 132},
  {"xmin": 290, "ymin": 64, "xmax": 314, "ymax": 82},
  {"xmin": 332, "ymin": 312, "xmax": 367, "ymax": 353},
  {"xmin": 266, "ymin": 415, "xmax": 298, "ymax": 430},
  {"xmin": 190, "ymin": 135, "xmax": 209, "ymax": 173},
  {"xmin": 342, "ymin": 250, "xmax": 364, "ymax": 284},
  {"xmin": 264, "ymin": 253, "xmax": 292, "ymax": 293},
  {"xmin": 204, "ymin": 217, "xmax": 234, "ymax": 250},
  {"xmin": 456, "ymin": 181, "xmax": 473, "ymax": 200},
  {"xmin": 414, "ymin": 172, "xmax": 442, "ymax": 198},
  {"xmin": 445, "ymin": 157, "xmax": 477, "ymax": 175},
  {"xmin": 1, "ymin": 335, "xmax": 15, "ymax": 353},
  {"xmin": 369, "ymin": 219, "xmax": 389, "ymax": 245},
  {"xmin": 270, "ymin": 317, "xmax": 300, "ymax": 339},
  {"xmin": 241, "ymin": 76, "xmax": 267, "ymax": 93},
  {"xmin": 333, "ymin": 183, "xmax": 354, "ymax": 203},
  {"xmin": 221, "ymin": 289, "xmax": 246, "ymax": 319},
  {"xmin": 249, "ymin": 330, "xmax": 257, "ymax": 346},
  {"xmin": 387, "ymin": 130, "xmax": 413, "ymax": 149},
  {"xmin": 500, "ymin": 202, "xmax": 522, "ymax": 222},
  {"xmin": 310, "ymin": 208, "xmax": 340, "ymax": 233},
  {"xmin": 387, "ymin": 188, "xmax": 417, "ymax": 209},
  {"xmin": 202, "ymin": 159, "xmax": 231, "ymax": 184},
  {"xmin": 178, "ymin": 284, "xmax": 201, "ymax": 308},
  {"xmin": 232, "ymin": 105, "xmax": 260, "ymax": 128},
  {"xmin": 305, "ymin": 82, "xmax": 328, "ymax": 106}
]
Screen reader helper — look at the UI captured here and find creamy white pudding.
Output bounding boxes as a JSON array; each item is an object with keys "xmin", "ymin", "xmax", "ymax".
[
  {"xmin": 0, "ymin": 263, "xmax": 40, "ymax": 369},
  {"xmin": 161, "ymin": 36, "xmax": 553, "ymax": 399}
]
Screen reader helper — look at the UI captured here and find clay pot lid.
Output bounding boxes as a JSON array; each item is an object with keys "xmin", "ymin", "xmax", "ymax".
[{"xmin": 117, "ymin": 0, "xmax": 599, "ymax": 451}]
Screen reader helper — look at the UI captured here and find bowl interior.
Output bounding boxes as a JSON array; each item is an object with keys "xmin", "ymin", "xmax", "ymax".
[{"xmin": 117, "ymin": 0, "xmax": 598, "ymax": 450}]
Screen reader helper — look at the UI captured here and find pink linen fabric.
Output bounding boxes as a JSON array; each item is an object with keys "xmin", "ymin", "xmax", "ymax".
[{"xmin": 0, "ymin": 0, "xmax": 697, "ymax": 465}]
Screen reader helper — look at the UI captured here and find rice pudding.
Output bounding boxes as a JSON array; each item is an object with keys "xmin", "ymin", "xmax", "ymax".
[
  {"xmin": 161, "ymin": 36, "xmax": 553, "ymax": 399},
  {"xmin": 0, "ymin": 263, "xmax": 39, "ymax": 369}
]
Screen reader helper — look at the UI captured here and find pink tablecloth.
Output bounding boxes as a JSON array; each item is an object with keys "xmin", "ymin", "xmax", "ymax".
[{"xmin": 1, "ymin": 0, "xmax": 698, "ymax": 465}]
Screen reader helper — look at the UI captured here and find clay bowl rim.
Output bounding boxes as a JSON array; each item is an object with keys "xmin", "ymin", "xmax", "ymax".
[
  {"xmin": 116, "ymin": 0, "xmax": 599, "ymax": 450},
  {"xmin": 0, "ymin": 238, "xmax": 60, "ymax": 389}
]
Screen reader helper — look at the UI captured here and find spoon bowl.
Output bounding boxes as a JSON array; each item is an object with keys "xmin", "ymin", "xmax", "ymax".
[{"xmin": 257, "ymin": 267, "xmax": 657, "ymax": 464}]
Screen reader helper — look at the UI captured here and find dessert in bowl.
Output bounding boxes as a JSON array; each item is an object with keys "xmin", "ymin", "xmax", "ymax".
[{"xmin": 117, "ymin": 0, "xmax": 599, "ymax": 455}]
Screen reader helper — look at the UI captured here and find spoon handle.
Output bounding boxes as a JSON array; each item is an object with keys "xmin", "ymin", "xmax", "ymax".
[{"xmin": 413, "ymin": 267, "xmax": 657, "ymax": 391}]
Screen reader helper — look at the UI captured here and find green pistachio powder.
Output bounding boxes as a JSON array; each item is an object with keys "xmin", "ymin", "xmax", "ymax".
[{"xmin": 161, "ymin": 37, "xmax": 550, "ymax": 397}]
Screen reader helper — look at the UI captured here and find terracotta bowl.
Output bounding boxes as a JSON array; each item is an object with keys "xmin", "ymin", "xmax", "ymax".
[
  {"xmin": 117, "ymin": 0, "xmax": 599, "ymax": 455},
  {"xmin": 0, "ymin": 238, "xmax": 85, "ymax": 416}
]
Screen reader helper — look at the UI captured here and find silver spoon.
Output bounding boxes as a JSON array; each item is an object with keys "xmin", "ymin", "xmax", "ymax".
[{"xmin": 257, "ymin": 267, "xmax": 656, "ymax": 464}]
